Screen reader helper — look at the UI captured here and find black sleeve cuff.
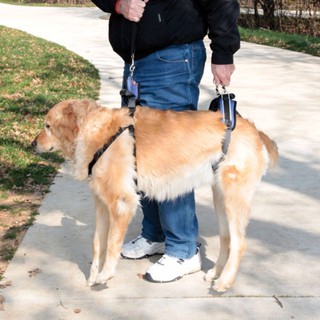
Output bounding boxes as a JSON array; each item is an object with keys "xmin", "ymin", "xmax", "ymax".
[{"xmin": 91, "ymin": 0, "xmax": 117, "ymax": 13}]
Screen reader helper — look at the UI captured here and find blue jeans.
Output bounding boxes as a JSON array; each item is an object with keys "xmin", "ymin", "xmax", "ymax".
[{"xmin": 123, "ymin": 40, "xmax": 206, "ymax": 259}]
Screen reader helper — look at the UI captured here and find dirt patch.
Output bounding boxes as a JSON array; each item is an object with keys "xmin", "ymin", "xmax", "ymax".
[{"xmin": 0, "ymin": 192, "xmax": 43, "ymax": 276}]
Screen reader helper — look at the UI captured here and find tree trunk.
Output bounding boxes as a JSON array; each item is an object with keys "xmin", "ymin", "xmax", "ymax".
[{"xmin": 258, "ymin": 0, "xmax": 276, "ymax": 30}]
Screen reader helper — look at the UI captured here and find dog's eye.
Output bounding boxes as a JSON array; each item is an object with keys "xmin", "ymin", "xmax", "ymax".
[{"xmin": 45, "ymin": 123, "xmax": 50, "ymax": 129}]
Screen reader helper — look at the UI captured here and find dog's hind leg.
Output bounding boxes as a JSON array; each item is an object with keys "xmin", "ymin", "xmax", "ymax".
[
  {"xmin": 87, "ymin": 195, "xmax": 110, "ymax": 286},
  {"xmin": 205, "ymin": 184, "xmax": 230, "ymax": 283},
  {"xmin": 209, "ymin": 165, "xmax": 256, "ymax": 292}
]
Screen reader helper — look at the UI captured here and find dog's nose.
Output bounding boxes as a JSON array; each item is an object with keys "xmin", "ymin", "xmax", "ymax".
[{"xmin": 31, "ymin": 139, "xmax": 37, "ymax": 148}]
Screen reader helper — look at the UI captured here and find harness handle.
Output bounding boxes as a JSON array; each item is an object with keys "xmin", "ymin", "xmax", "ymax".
[{"xmin": 209, "ymin": 85, "xmax": 238, "ymax": 171}]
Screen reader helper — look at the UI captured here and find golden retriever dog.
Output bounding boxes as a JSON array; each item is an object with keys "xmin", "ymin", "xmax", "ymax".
[{"xmin": 32, "ymin": 99, "xmax": 278, "ymax": 292}]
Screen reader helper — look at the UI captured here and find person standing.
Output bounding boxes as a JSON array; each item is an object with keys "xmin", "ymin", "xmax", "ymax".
[{"xmin": 91, "ymin": 0, "xmax": 240, "ymax": 283}]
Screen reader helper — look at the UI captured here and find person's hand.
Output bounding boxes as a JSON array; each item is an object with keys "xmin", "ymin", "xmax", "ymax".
[
  {"xmin": 211, "ymin": 64, "xmax": 235, "ymax": 87},
  {"xmin": 116, "ymin": 0, "xmax": 149, "ymax": 22}
]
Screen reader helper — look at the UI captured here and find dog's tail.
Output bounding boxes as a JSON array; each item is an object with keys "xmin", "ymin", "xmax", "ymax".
[{"xmin": 259, "ymin": 131, "xmax": 279, "ymax": 169}]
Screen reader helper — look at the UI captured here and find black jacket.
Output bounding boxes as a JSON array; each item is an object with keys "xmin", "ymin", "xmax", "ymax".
[{"xmin": 91, "ymin": 0, "xmax": 240, "ymax": 64}]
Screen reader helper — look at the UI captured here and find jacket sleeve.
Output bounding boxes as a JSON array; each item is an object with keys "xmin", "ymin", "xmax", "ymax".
[
  {"xmin": 91, "ymin": 0, "xmax": 117, "ymax": 13},
  {"xmin": 203, "ymin": 0, "xmax": 240, "ymax": 64}
]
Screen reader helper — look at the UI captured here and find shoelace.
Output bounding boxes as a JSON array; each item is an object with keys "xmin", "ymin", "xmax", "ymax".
[
  {"xmin": 131, "ymin": 236, "xmax": 154, "ymax": 246},
  {"xmin": 131, "ymin": 236, "xmax": 142, "ymax": 244},
  {"xmin": 156, "ymin": 255, "xmax": 185, "ymax": 266}
]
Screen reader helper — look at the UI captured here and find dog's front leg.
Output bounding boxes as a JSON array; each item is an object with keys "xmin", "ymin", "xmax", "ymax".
[
  {"xmin": 94, "ymin": 198, "xmax": 135, "ymax": 285},
  {"xmin": 87, "ymin": 196, "xmax": 109, "ymax": 286}
]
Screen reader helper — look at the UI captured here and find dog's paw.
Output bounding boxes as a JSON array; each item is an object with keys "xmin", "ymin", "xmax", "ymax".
[
  {"xmin": 212, "ymin": 277, "xmax": 232, "ymax": 293},
  {"xmin": 204, "ymin": 267, "xmax": 219, "ymax": 282},
  {"xmin": 86, "ymin": 267, "xmax": 114, "ymax": 286},
  {"xmin": 87, "ymin": 264, "xmax": 99, "ymax": 286},
  {"xmin": 205, "ymin": 267, "xmax": 233, "ymax": 292},
  {"xmin": 86, "ymin": 278, "xmax": 96, "ymax": 287},
  {"xmin": 94, "ymin": 271, "xmax": 113, "ymax": 285},
  {"xmin": 86, "ymin": 274, "xmax": 109, "ymax": 287}
]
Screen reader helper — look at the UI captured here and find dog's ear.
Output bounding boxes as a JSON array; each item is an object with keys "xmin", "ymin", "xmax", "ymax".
[
  {"xmin": 46, "ymin": 99, "xmax": 99, "ymax": 159},
  {"xmin": 56, "ymin": 103, "xmax": 79, "ymax": 143},
  {"xmin": 71, "ymin": 99, "xmax": 97, "ymax": 127}
]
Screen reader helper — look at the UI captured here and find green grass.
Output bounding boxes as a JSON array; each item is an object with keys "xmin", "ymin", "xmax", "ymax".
[
  {"xmin": 3, "ymin": 209, "xmax": 37, "ymax": 241},
  {"xmin": 0, "ymin": 26, "xmax": 100, "ymax": 195},
  {"xmin": 0, "ymin": 26, "xmax": 99, "ymax": 275},
  {"xmin": 0, "ymin": 246, "xmax": 16, "ymax": 262},
  {"xmin": 239, "ymin": 27, "xmax": 320, "ymax": 57}
]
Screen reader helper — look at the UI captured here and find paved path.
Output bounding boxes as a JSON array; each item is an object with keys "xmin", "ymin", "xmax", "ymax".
[{"xmin": 1, "ymin": 3, "xmax": 320, "ymax": 319}]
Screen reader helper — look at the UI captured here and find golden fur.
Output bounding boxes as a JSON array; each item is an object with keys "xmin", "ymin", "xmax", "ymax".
[{"xmin": 32, "ymin": 99, "xmax": 278, "ymax": 292}]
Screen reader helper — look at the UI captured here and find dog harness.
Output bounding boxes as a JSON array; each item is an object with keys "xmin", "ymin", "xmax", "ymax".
[
  {"xmin": 88, "ymin": 121, "xmax": 135, "ymax": 176},
  {"xmin": 88, "ymin": 23, "xmax": 140, "ymax": 177},
  {"xmin": 209, "ymin": 85, "xmax": 237, "ymax": 172},
  {"xmin": 88, "ymin": 45, "xmax": 139, "ymax": 177}
]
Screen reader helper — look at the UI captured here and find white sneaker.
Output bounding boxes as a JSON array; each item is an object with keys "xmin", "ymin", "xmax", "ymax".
[
  {"xmin": 121, "ymin": 236, "xmax": 165, "ymax": 259},
  {"xmin": 144, "ymin": 249, "xmax": 202, "ymax": 283}
]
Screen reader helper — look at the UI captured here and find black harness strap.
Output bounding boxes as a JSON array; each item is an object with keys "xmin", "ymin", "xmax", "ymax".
[
  {"xmin": 211, "ymin": 127, "xmax": 232, "ymax": 172},
  {"xmin": 88, "ymin": 124, "xmax": 134, "ymax": 176},
  {"xmin": 130, "ymin": 21, "xmax": 137, "ymax": 60},
  {"xmin": 88, "ymin": 22, "xmax": 139, "ymax": 180},
  {"xmin": 120, "ymin": 88, "xmax": 137, "ymax": 111}
]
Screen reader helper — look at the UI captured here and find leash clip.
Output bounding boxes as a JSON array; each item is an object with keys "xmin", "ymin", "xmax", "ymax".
[
  {"xmin": 129, "ymin": 53, "xmax": 136, "ymax": 78},
  {"xmin": 215, "ymin": 84, "xmax": 227, "ymax": 96}
]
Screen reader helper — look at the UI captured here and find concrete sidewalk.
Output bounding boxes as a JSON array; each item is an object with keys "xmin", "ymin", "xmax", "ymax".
[{"xmin": 1, "ymin": 3, "xmax": 320, "ymax": 319}]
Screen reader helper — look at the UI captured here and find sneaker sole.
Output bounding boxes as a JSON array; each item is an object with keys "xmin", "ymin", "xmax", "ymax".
[
  {"xmin": 121, "ymin": 252, "xmax": 164, "ymax": 260},
  {"xmin": 143, "ymin": 268, "xmax": 201, "ymax": 283}
]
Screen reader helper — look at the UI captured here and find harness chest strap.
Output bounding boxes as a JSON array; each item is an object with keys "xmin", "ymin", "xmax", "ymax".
[{"xmin": 88, "ymin": 124, "xmax": 135, "ymax": 176}]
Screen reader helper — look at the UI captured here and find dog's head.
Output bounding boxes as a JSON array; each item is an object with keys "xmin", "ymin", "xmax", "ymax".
[{"xmin": 32, "ymin": 99, "xmax": 97, "ymax": 159}]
